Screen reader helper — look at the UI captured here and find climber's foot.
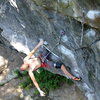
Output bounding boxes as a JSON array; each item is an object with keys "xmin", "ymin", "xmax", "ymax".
[{"xmin": 72, "ymin": 77, "xmax": 81, "ymax": 81}]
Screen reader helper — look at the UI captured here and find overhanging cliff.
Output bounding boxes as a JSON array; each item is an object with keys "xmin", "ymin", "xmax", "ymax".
[{"xmin": 0, "ymin": 0, "xmax": 100, "ymax": 100}]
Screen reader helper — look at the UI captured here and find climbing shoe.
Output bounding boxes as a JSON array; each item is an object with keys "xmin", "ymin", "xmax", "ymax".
[{"xmin": 73, "ymin": 77, "xmax": 81, "ymax": 81}]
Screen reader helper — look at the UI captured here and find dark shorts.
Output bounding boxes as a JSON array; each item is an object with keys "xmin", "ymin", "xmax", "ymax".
[
  {"xmin": 39, "ymin": 47, "xmax": 64, "ymax": 69},
  {"xmin": 46, "ymin": 60, "xmax": 63, "ymax": 69},
  {"xmin": 53, "ymin": 62, "xmax": 64, "ymax": 68}
]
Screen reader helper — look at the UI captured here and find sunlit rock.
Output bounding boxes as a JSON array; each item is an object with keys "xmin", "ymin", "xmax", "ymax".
[{"xmin": 86, "ymin": 10, "xmax": 100, "ymax": 20}]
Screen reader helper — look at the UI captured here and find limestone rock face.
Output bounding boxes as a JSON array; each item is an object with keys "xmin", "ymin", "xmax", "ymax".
[
  {"xmin": 0, "ymin": 0, "xmax": 100, "ymax": 100},
  {"xmin": 0, "ymin": 56, "xmax": 8, "ymax": 73}
]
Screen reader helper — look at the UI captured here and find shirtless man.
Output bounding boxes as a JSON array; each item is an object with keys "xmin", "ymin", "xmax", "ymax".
[{"xmin": 20, "ymin": 40, "xmax": 80, "ymax": 96}]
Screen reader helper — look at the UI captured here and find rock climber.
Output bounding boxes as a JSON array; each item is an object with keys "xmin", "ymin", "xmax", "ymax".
[{"xmin": 20, "ymin": 39, "xmax": 80, "ymax": 96}]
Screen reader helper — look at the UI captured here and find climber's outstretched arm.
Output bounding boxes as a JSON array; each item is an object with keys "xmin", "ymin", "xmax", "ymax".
[
  {"xmin": 28, "ymin": 69, "xmax": 45, "ymax": 96},
  {"xmin": 24, "ymin": 40, "xmax": 44, "ymax": 60}
]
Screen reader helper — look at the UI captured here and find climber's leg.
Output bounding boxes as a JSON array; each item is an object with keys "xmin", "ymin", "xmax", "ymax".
[{"xmin": 61, "ymin": 65, "xmax": 80, "ymax": 81}]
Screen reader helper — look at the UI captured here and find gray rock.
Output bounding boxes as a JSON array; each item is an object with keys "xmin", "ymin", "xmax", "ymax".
[{"xmin": 0, "ymin": 0, "xmax": 100, "ymax": 100}]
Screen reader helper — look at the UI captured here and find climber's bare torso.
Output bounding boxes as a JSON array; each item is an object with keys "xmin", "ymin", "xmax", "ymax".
[{"xmin": 24, "ymin": 57, "xmax": 42, "ymax": 71}]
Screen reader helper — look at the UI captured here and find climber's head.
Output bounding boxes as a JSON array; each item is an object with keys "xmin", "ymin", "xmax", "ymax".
[{"xmin": 20, "ymin": 63, "xmax": 29, "ymax": 71}]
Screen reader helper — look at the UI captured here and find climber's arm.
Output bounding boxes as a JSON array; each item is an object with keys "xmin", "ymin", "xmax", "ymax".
[
  {"xmin": 24, "ymin": 40, "xmax": 44, "ymax": 60},
  {"xmin": 28, "ymin": 69, "xmax": 45, "ymax": 96}
]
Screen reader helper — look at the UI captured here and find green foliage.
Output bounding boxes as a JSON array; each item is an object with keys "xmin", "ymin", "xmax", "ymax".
[
  {"xmin": 19, "ymin": 77, "xmax": 33, "ymax": 89},
  {"xmin": 14, "ymin": 69, "xmax": 32, "ymax": 89},
  {"xmin": 14, "ymin": 69, "xmax": 28, "ymax": 78},
  {"xmin": 33, "ymin": 68, "xmax": 72, "ymax": 95},
  {"xmin": 34, "ymin": 68, "xmax": 66, "ymax": 92},
  {"xmin": 66, "ymin": 79, "xmax": 74, "ymax": 85},
  {"xmin": 34, "ymin": 90, "xmax": 39, "ymax": 95},
  {"xmin": 15, "ymin": 68, "xmax": 73, "ymax": 94}
]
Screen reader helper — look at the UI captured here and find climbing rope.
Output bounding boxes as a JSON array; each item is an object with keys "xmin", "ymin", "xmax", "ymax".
[
  {"xmin": 42, "ymin": 30, "xmax": 65, "ymax": 62},
  {"xmin": 80, "ymin": 11, "xmax": 85, "ymax": 46}
]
